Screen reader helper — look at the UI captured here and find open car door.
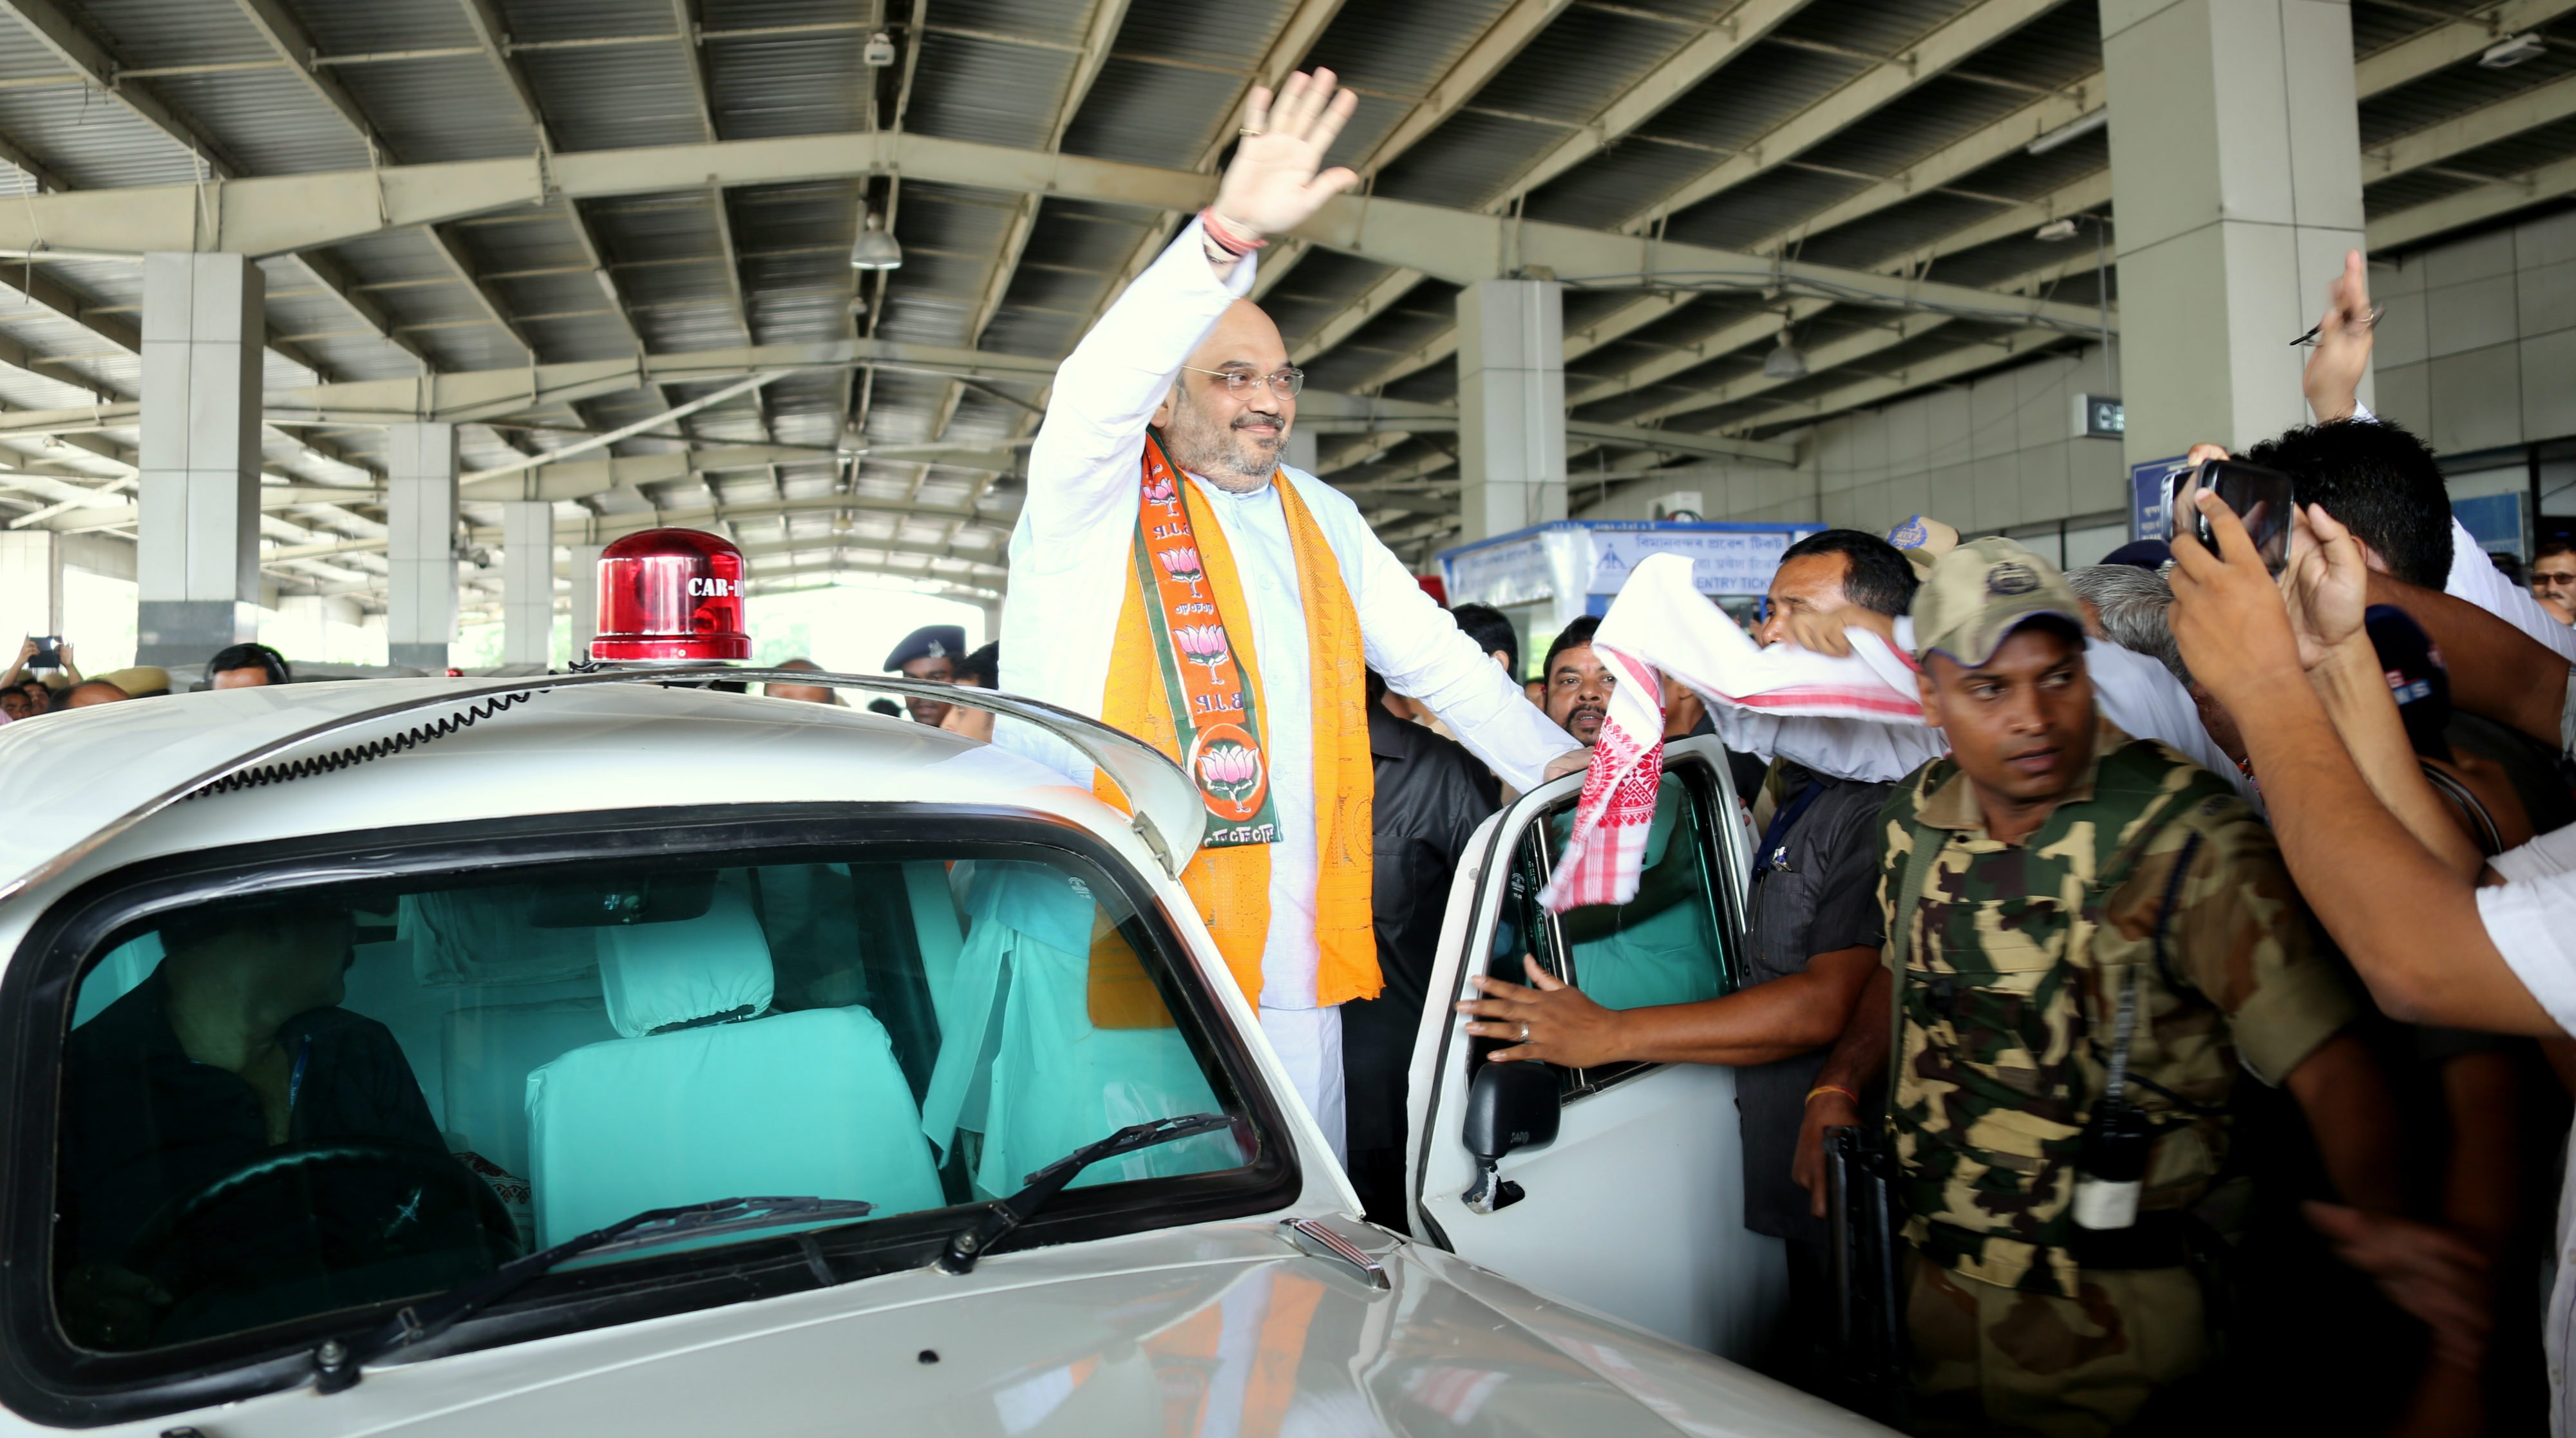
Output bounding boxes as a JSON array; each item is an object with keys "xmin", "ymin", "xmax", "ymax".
[{"xmin": 1402, "ymin": 734, "xmax": 1790, "ymax": 1361}]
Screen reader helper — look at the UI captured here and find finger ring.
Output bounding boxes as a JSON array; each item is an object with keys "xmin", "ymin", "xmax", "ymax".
[
  {"xmin": 1518, "ymin": 1023, "xmax": 1531, "ymax": 1042},
  {"xmin": 1239, "ymin": 126, "xmax": 1263, "ymax": 136}
]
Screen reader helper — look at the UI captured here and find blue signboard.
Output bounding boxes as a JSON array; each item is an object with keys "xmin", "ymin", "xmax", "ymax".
[
  {"xmin": 2130, "ymin": 455, "xmax": 2191, "ymax": 543},
  {"xmin": 2453, "ymin": 492, "xmax": 2528, "ymax": 560}
]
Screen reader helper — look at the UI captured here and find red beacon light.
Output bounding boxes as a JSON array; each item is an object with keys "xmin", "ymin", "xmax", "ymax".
[{"xmin": 590, "ymin": 527, "xmax": 750, "ymax": 664}]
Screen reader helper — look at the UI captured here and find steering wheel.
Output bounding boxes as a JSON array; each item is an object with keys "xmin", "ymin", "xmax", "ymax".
[{"xmin": 120, "ymin": 1140, "xmax": 520, "ymax": 1327}]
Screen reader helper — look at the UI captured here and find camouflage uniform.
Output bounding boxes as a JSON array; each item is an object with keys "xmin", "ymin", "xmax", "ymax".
[{"xmin": 1881, "ymin": 721, "xmax": 2360, "ymax": 1437}]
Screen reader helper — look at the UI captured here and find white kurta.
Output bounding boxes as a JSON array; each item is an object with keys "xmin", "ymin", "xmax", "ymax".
[{"xmin": 999, "ymin": 218, "xmax": 1577, "ymax": 1159}]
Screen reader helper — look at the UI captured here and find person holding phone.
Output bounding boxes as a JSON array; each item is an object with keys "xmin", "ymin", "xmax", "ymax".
[
  {"xmin": 2168, "ymin": 489, "xmax": 2571, "ymax": 1437},
  {"xmin": 3, "ymin": 637, "xmax": 79, "ymax": 699}
]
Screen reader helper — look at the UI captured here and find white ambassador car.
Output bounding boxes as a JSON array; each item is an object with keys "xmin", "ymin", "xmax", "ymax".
[{"xmin": 0, "ymin": 670, "xmax": 1882, "ymax": 1436}]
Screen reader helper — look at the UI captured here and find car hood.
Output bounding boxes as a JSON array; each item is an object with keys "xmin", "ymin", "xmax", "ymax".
[{"xmin": 196, "ymin": 1222, "xmax": 1887, "ymax": 1438}]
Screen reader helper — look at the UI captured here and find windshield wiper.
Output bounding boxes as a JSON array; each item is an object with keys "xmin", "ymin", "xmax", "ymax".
[
  {"xmin": 936, "ymin": 1112, "xmax": 1238, "ymax": 1275},
  {"xmin": 316, "ymin": 1195, "xmax": 876, "ymax": 1394}
]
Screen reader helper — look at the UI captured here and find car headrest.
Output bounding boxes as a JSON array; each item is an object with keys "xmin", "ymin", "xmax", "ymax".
[{"xmin": 598, "ymin": 885, "xmax": 775, "ymax": 1038}]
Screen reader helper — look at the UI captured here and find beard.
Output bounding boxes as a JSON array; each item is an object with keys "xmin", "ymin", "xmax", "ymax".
[{"xmin": 1164, "ymin": 387, "xmax": 1286, "ymax": 490}]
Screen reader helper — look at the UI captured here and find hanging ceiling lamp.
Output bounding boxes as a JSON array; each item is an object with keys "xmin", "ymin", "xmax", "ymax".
[
  {"xmin": 849, "ymin": 210, "xmax": 904, "ymax": 270},
  {"xmin": 1761, "ymin": 318, "xmax": 1808, "ymax": 380}
]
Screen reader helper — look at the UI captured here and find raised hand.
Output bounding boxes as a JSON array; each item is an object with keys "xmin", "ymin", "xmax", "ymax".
[
  {"xmin": 2283, "ymin": 503, "xmax": 2369, "ymax": 670},
  {"xmin": 1210, "ymin": 70, "xmax": 1361, "ymax": 240},
  {"xmin": 2170, "ymin": 487, "xmax": 2304, "ymax": 714},
  {"xmin": 2304, "ymin": 249, "xmax": 2374, "ymax": 422}
]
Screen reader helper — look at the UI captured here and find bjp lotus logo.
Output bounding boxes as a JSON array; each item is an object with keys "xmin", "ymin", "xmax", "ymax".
[
  {"xmin": 1197, "ymin": 743, "xmax": 1262, "ymax": 804},
  {"xmin": 1142, "ymin": 471, "xmax": 1177, "ymax": 506},
  {"xmin": 1173, "ymin": 625, "xmax": 1230, "ymax": 671},
  {"xmin": 1157, "ymin": 547, "xmax": 1205, "ymax": 590},
  {"xmin": 1187, "ymin": 721, "xmax": 1267, "ymax": 819}
]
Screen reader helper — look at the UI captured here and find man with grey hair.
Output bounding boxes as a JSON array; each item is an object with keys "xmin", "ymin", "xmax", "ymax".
[
  {"xmin": 2067, "ymin": 563, "xmax": 2190, "ymax": 688},
  {"xmin": 2067, "ymin": 562, "xmax": 2257, "ymax": 773}
]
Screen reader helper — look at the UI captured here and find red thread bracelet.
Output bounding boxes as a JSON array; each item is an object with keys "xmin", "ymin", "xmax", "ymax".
[
  {"xmin": 1805, "ymin": 1084, "xmax": 1859, "ymax": 1106},
  {"xmin": 1199, "ymin": 207, "xmax": 1267, "ymax": 255}
]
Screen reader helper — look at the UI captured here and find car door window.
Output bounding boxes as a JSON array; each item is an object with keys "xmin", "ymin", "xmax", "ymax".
[{"xmin": 1473, "ymin": 762, "xmax": 1743, "ymax": 1098}]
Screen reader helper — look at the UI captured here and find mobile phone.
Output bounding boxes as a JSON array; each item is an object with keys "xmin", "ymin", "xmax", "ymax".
[
  {"xmin": 2165, "ymin": 459, "xmax": 2293, "ymax": 575},
  {"xmin": 24, "ymin": 636, "xmax": 61, "ymax": 671}
]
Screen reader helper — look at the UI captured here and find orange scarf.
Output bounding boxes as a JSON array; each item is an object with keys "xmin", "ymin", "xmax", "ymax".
[{"xmin": 1088, "ymin": 439, "xmax": 1376, "ymax": 1024}]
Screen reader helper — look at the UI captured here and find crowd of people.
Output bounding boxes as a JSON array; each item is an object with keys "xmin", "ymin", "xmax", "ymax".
[
  {"xmin": 980, "ymin": 68, "xmax": 2576, "ymax": 1438},
  {"xmin": 19, "ymin": 62, "xmax": 2576, "ymax": 1438}
]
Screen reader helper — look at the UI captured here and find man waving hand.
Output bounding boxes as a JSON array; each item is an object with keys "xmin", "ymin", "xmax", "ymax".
[{"xmin": 999, "ymin": 71, "xmax": 1585, "ymax": 1158}]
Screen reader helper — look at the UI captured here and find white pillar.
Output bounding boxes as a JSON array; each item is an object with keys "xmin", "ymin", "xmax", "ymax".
[
  {"xmin": 385, "ymin": 422, "xmax": 459, "ymax": 672},
  {"xmin": 135, "ymin": 253, "xmax": 263, "ymax": 666},
  {"xmin": 567, "ymin": 544, "xmax": 605, "ymax": 664},
  {"xmin": 500, "ymin": 502, "xmax": 556, "ymax": 667},
  {"xmin": 0, "ymin": 533, "xmax": 61, "ymax": 638},
  {"xmin": 1455, "ymin": 279, "xmax": 1567, "ymax": 543},
  {"xmin": 1283, "ymin": 426, "xmax": 1318, "ymax": 477},
  {"xmin": 2101, "ymin": 0, "xmax": 2368, "ymax": 463}
]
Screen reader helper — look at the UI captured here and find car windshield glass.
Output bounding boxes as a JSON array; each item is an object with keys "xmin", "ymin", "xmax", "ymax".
[{"xmin": 52, "ymin": 847, "xmax": 1249, "ymax": 1354}]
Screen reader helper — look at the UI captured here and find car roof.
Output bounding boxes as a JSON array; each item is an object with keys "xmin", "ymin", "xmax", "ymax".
[{"xmin": 0, "ymin": 677, "xmax": 1179, "ymax": 902}]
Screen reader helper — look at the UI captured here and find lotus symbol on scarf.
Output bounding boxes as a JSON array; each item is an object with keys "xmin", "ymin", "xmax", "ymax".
[
  {"xmin": 1173, "ymin": 625, "xmax": 1230, "ymax": 670},
  {"xmin": 1142, "ymin": 472, "xmax": 1177, "ymax": 506},
  {"xmin": 1198, "ymin": 743, "xmax": 1262, "ymax": 802},
  {"xmin": 1158, "ymin": 547, "xmax": 1205, "ymax": 587}
]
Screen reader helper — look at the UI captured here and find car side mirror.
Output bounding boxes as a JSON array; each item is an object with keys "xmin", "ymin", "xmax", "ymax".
[{"xmin": 1459, "ymin": 1062, "xmax": 1558, "ymax": 1214}]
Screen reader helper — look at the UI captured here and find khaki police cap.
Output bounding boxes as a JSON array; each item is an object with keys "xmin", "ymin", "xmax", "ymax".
[{"xmin": 1911, "ymin": 536, "xmax": 2086, "ymax": 667}]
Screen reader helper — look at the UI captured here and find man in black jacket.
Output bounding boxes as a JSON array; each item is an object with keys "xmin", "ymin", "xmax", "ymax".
[{"xmin": 1341, "ymin": 669, "xmax": 1500, "ymax": 1231}]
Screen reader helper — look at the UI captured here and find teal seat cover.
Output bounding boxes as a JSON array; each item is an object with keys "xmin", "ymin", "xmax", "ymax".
[
  {"xmin": 526, "ymin": 1006, "xmax": 945, "ymax": 1245},
  {"xmin": 919, "ymin": 863, "xmax": 1234, "ymax": 1198},
  {"xmin": 524, "ymin": 882, "xmax": 943, "ymax": 1245}
]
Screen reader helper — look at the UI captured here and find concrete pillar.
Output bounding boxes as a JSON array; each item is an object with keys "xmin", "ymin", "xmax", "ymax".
[
  {"xmin": 2101, "ymin": 0, "xmax": 2368, "ymax": 463},
  {"xmin": 136, "ymin": 253, "xmax": 263, "ymax": 666},
  {"xmin": 384, "ymin": 423, "xmax": 459, "ymax": 672},
  {"xmin": 0, "ymin": 533, "xmax": 62, "ymax": 638},
  {"xmin": 500, "ymin": 502, "xmax": 556, "ymax": 667},
  {"xmin": 568, "ymin": 544, "xmax": 605, "ymax": 664},
  {"xmin": 1283, "ymin": 426, "xmax": 1318, "ymax": 477},
  {"xmin": 1455, "ymin": 279, "xmax": 1567, "ymax": 542}
]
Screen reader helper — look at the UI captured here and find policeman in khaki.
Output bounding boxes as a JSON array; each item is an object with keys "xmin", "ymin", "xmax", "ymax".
[{"xmin": 1803, "ymin": 538, "xmax": 2410, "ymax": 1436}]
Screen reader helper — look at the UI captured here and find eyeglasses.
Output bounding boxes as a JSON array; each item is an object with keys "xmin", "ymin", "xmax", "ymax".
[
  {"xmin": 2289, "ymin": 306, "xmax": 2385, "ymax": 347},
  {"xmin": 1179, "ymin": 364, "xmax": 1306, "ymax": 397}
]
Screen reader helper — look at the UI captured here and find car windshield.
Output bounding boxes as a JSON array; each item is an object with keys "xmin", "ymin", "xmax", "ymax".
[{"xmin": 51, "ymin": 844, "xmax": 1251, "ymax": 1354}]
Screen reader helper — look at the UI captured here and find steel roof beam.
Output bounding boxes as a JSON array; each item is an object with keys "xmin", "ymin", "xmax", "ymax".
[
  {"xmin": 1493, "ymin": 0, "xmax": 1815, "ymax": 207},
  {"xmin": 1618, "ymin": 0, "xmax": 2071, "ymax": 236},
  {"xmin": 2356, "ymin": 0, "xmax": 2576, "ymax": 94},
  {"xmin": 0, "ymin": 133, "xmax": 2107, "ymax": 330},
  {"xmin": 0, "ymin": 125, "xmax": 68, "ymax": 195},
  {"xmin": 0, "ymin": 0, "xmax": 243, "ymax": 178},
  {"xmin": 283, "ymin": 250, "xmax": 431, "ymax": 369},
  {"xmin": 2367, "ymin": 149, "xmax": 2576, "ymax": 250},
  {"xmin": 1278, "ymin": 0, "xmax": 1587, "ymax": 357},
  {"xmin": 1185, "ymin": 0, "xmax": 1352, "ymax": 173},
  {"xmin": 670, "ymin": 0, "xmax": 719, "ymax": 143},
  {"xmin": 419, "ymin": 224, "xmax": 534, "ymax": 360},
  {"xmin": 1708, "ymin": 324, "xmax": 2069, "ymax": 434},
  {"xmin": 2367, "ymin": 68, "xmax": 2576, "ymax": 181},
  {"xmin": 225, "ymin": 0, "xmax": 383, "ymax": 154},
  {"xmin": 1363, "ymin": 0, "xmax": 1575, "ymax": 169}
]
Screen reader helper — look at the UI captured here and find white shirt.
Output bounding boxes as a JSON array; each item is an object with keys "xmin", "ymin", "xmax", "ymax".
[
  {"xmin": 2474, "ymin": 823, "xmax": 2576, "ymax": 1437},
  {"xmin": 1700, "ymin": 618, "xmax": 2249, "ymax": 793},
  {"xmin": 2340, "ymin": 403, "xmax": 2576, "ymax": 665},
  {"xmin": 2445, "ymin": 515, "xmax": 2576, "ymax": 665},
  {"xmin": 998, "ymin": 218, "xmax": 1573, "ymax": 1011}
]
